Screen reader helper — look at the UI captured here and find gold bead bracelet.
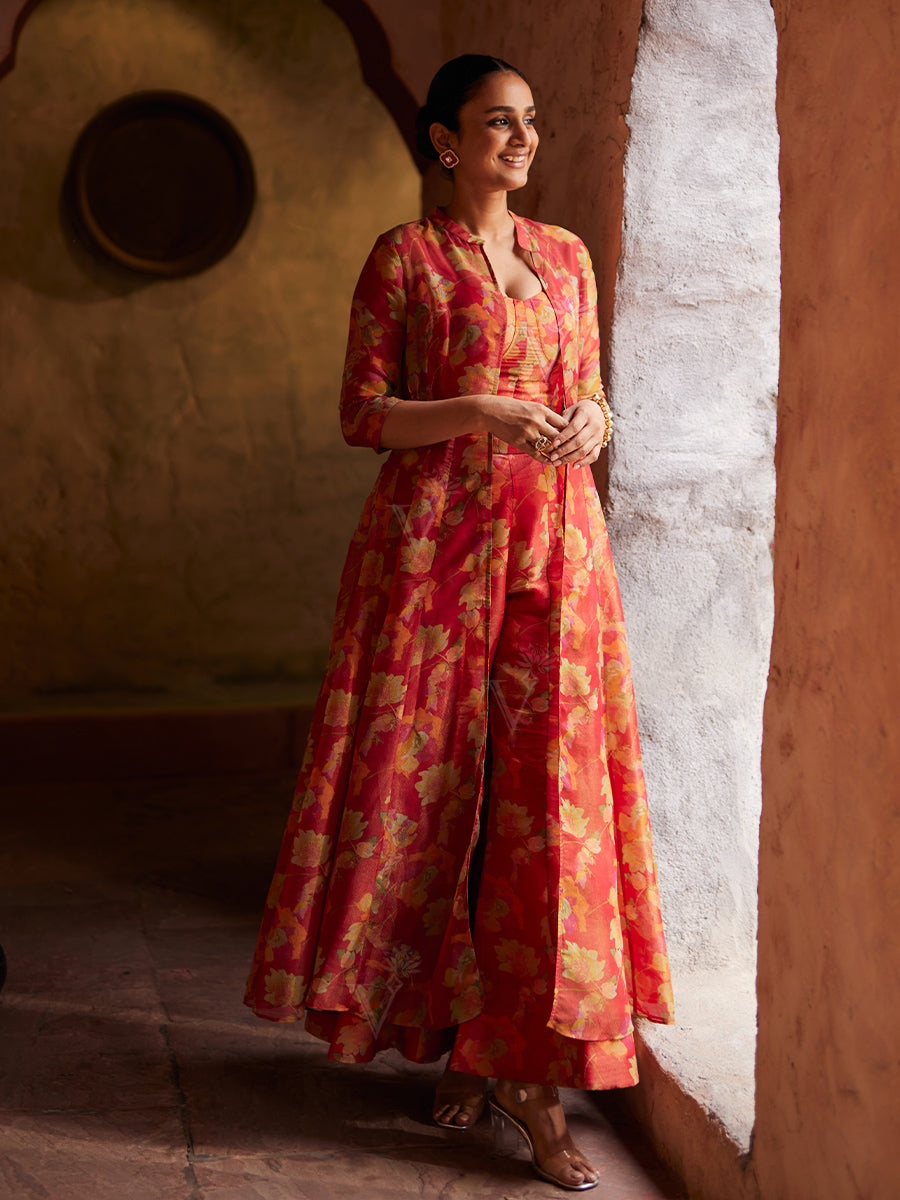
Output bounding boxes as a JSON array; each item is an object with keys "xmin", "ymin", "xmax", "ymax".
[{"xmin": 586, "ymin": 390, "xmax": 613, "ymax": 449}]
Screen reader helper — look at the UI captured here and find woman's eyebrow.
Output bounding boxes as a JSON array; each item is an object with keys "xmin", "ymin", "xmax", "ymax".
[{"xmin": 483, "ymin": 104, "xmax": 537, "ymax": 113}]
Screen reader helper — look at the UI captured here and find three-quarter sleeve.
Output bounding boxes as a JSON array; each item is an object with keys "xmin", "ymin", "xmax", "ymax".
[
  {"xmin": 574, "ymin": 240, "xmax": 605, "ymax": 400},
  {"xmin": 339, "ymin": 232, "xmax": 408, "ymax": 451}
]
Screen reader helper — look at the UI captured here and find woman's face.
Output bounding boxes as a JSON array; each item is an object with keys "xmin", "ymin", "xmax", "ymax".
[{"xmin": 443, "ymin": 71, "xmax": 539, "ymax": 194}]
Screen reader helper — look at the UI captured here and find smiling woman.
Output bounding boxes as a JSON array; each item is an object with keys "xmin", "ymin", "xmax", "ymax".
[{"xmin": 244, "ymin": 53, "xmax": 673, "ymax": 1194}]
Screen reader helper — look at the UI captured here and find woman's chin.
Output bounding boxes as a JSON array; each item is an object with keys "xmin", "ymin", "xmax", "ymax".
[{"xmin": 500, "ymin": 171, "xmax": 531, "ymax": 192}]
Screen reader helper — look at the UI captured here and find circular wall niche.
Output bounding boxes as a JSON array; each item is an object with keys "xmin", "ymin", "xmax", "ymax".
[{"xmin": 63, "ymin": 91, "xmax": 256, "ymax": 277}]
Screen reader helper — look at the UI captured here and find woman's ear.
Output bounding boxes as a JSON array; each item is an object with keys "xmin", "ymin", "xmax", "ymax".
[{"xmin": 430, "ymin": 122, "xmax": 456, "ymax": 158}]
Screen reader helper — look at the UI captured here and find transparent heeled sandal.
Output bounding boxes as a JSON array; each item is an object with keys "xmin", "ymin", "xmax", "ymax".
[{"xmin": 489, "ymin": 1088, "xmax": 600, "ymax": 1192}]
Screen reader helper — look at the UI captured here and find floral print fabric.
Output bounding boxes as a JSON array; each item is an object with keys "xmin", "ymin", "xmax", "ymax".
[{"xmin": 244, "ymin": 209, "xmax": 673, "ymax": 1084}]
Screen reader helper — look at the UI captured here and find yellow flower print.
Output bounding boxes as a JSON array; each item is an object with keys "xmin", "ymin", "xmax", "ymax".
[
  {"xmin": 376, "ymin": 623, "xmax": 414, "ymax": 660},
  {"xmin": 495, "ymin": 798, "xmax": 534, "ymax": 839},
  {"xmin": 335, "ymin": 1019, "xmax": 378, "ymax": 1059},
  {"xmin": 396, "ymin": 728, "xmax": 429, "ymax": 776},
  {"xmin": 455, "ymin": 362, "xmax": 495, "ymax": 393},
  {"xmin": 480, "ymin": 893, "xmax": 511, "ymax": 932},
  {"xmin": 444, "ymin": 945, "xmax": 476, "ymax": 991},
  {"xmin": 510, "ymin": 542, "xmax": 536, "ymax": 576},
  {"xmin": 366, "ymin": 672, "xmax": 406, "ymax": 707},
  {"xmin": 496, "ymin": 939, "xmax": 541, "ymax": 978},
  {"xmin": 559, "ymin": 661, "xmax": 595, "ymax": 701},
  {"xmin": 399, "ymin": 537, "xmax": 436, "ymax": 575},
  {"xmin": 340, "ymin": 920, "xmax": 369, "ymax": 956},
  {"xmin": 357, "ymin": 550, "xmax": 385, "ymax": 587},
  {"xmin": 566, "ymin": 525, "xmax": 589, "ymax": 561},
  {"xmin": 350, "ymin": 302, "xmax": 383, "ymax": 348},
  {"xmin": 560, "ymin": 798, "xmax": 589, "ymax": 839},
  {"xmin": 600, "ymin": 976, "xmax": 620, "ymax": 1000},
  {"xmin": 341, "ymin": 810, "xmax": 369, "ymax": 842},
  {"xmin": 323, "ymin": 688, "xmax": 357, "ymax": 727},
  {"xmin": 384, "ymin": 812, "xmax": 418, "ymax": 850},
  {"xmin": 560, "ymin": 943, "xmax": 607, "ymax": 985},
  {"xmin": 416, "ymin": 761, "xmax": 461, "ymax": 805},
  {"xmin": 289, "ymin": 830, "xmax": 331, "ymax": 867},
  {"xmin": 262, "ymin": 927, "xmax": 289, "ymax": 961},
  {"xmin": 424, "ymin": 662, "xmax": 454, "ymax": 711},
  {"xmin": 264, "ymin": 968, "xmax": 304, "ymax": 1008},
  {"xmin": 414, "ymin": 623, "xmax": 451, "ymax": 663}
]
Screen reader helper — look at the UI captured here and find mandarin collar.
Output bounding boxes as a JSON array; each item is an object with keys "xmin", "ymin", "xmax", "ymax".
[{"xmin": 430, "ymin": 206, "xmax": 537, "ymax": 252}]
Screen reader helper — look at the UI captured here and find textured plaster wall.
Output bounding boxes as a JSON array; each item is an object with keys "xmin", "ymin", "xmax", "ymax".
[
  {"xmin": 754, "ymin": 1, "xmax": 900, "ymax": 1197},
  {"xmin": 608, "ymin": 0, "xmax": 779, "ymax": 970},
  {"xmin": 0, "ymin": 0, "xmax": 419, "ymax": 707}
]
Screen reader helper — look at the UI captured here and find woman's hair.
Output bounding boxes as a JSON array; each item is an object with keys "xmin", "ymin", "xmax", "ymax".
[{"xmin": 414, "ymin": 54, "xmax": 528, "ymax": 161}]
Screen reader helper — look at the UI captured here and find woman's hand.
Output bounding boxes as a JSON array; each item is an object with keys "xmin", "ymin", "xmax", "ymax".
[
  {"xmin": 546, "ymin": 400, "xmax": 608, "ymax": 467},
  {"xmin": 377, "ymin": 394, "xmax": 597, "ymax": 463},
  {"xmin": 482, "ymin": 398, "xmax": 570, "ymax": 462}
]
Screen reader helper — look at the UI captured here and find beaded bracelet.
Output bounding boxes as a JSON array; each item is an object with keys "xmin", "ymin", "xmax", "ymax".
[{"xmin": 586, "ymin": 390, "xmax": 613, "ymax": 449}]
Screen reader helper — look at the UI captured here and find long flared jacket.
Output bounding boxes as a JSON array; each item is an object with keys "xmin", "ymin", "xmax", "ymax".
[{"xmin": 245, "ymin": 209, "xmax": 674, "ymax": 1043}]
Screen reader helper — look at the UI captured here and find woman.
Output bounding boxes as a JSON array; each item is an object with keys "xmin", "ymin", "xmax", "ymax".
[{"xmin": 245, "ymin": 55, "xmax": 674, "ymax": 1192}]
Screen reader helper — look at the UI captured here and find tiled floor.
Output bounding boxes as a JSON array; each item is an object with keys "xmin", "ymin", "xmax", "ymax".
[{"xmin": 0, "ymin": 771, "xmax": 684, "ymax": 1199}]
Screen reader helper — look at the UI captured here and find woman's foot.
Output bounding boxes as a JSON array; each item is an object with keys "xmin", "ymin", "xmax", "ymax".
[
  {"xmin": 491, "ymin": 1080, "xmax": 599, "ymax": 1191},
  {"xmin": 433, "ymin": 1067, "xmax": 488, "ymax": 1129}
]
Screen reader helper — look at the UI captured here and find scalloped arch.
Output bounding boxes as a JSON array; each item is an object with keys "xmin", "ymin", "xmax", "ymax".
[{"xmin": 0, "ymin": 0, "xmax": 423, "ymax": 169}]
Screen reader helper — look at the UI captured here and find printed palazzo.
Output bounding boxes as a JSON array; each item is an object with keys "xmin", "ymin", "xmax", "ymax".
[{"xmin": 297, "ymin": 454, "xmax": 646, "ymax": 1087}]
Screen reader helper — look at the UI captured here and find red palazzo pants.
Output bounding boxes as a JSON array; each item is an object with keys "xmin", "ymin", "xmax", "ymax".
[{"xmin": 303, "ymin": 450, "xmax": 638, "ymax": 1090}]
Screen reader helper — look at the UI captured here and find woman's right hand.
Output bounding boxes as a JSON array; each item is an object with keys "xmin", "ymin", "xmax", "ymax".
[{"xmin": 481, "ymin": 397, "xmax": 570, "ymax": 462}]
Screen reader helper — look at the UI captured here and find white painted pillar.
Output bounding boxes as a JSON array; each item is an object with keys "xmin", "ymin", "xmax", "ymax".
[{"xmin": 609, "ymin": 0, "xmax": 780, "ymax": 976}]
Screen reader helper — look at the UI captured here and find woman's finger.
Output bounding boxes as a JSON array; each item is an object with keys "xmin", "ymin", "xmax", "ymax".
[
  {"xmin": 543, "ymin": 411, "xmax": 570, "ymax": 433},
  {"xmin": 554, "ymin": 434, "xmax": 603, "ymax": 466},
  {"xmin": 551, "ymin": 410, "xmax": 596, "ymax": 448}
]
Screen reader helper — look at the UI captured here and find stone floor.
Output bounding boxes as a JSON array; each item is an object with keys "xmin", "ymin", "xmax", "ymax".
[{"xmin": 0, "ymin": 770, "xmax": 685, "ymax": 1199}]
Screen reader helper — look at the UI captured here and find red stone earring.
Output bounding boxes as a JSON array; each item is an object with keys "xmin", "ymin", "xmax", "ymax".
[{"xmin": 439, "ymin": 148, "xmax": 460, "ymax": 170}]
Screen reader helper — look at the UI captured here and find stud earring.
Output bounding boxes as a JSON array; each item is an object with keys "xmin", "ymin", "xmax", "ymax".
[{"xmin": 439, "ymin": 148, "xmax": 460, "ymax": 170}]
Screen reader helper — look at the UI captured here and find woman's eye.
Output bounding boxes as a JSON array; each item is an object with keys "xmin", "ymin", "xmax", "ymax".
[{"xmin": 489, "ymin": 116, "xmax": 536, "ymax": 128}]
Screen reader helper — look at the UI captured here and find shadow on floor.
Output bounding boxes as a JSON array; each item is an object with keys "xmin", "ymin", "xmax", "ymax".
[{"xmin": 0, "ymin": 771, "xmax": 684, "ymax": 1200}]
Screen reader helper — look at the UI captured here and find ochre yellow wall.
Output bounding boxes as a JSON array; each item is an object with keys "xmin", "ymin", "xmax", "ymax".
[
  {"xmin": 0, "ymin": 0, "xmax": 419, "ymax": 708},
  {"xmin": 756, "ymin": 1, "xmax": 900, "ymax": 1197}
]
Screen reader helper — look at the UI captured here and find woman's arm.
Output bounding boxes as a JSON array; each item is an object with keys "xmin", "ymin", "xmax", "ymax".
[
  {"xmin": 379, "ymin": 393, "xmax": 569, "ymax": 451},
  {"xmin": 547, "ymin": 240, "xmax": 609, "ymax": 468},
  {"xmin": 339, "ymin": 234, "xmax": 409, "ymax": 451}
]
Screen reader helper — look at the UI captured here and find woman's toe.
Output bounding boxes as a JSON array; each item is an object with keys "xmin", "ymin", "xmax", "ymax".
[{"xmin": 568, "ymin": 1157, "xmax": 598, "ymax": 1185}]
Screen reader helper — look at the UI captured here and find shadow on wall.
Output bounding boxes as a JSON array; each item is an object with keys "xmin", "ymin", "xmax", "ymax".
[{"xmin": 0, "ymin": 0, "xmax": 420, "ymax": 709}]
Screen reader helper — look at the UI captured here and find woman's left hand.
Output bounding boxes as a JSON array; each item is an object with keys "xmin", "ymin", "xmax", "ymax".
[{"xmin": 547, "ymin": 400, "xmax": 607, "ymax": 467}]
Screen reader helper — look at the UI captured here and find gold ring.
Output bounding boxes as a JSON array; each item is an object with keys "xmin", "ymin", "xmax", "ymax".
[{"xmin": 533, "ymin": 435, "xmax": 553, "ymax": 453}]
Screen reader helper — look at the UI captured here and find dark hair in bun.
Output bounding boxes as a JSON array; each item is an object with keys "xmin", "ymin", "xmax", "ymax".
[{"xmin": 414, "ymin": 54, "xmax": 528, "ymax": 161}]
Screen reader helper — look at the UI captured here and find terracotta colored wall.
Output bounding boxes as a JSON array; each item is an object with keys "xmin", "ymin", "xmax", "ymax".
[
  {"xmin": 755, "ymin": 1, "xmax": 900, "ymax": 1197},
  {"xmin": 0, "ymin": 0, "xmax": 419, "ymax": 709},
  {"xmin": 438, "ymin": 0, "xmax": 644, "ymax": 378}
]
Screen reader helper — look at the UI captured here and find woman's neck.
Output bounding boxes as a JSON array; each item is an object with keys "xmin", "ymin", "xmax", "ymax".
[{"xmin": 444, "ymin": 190, "xmax": 514, "ymax": 243}]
